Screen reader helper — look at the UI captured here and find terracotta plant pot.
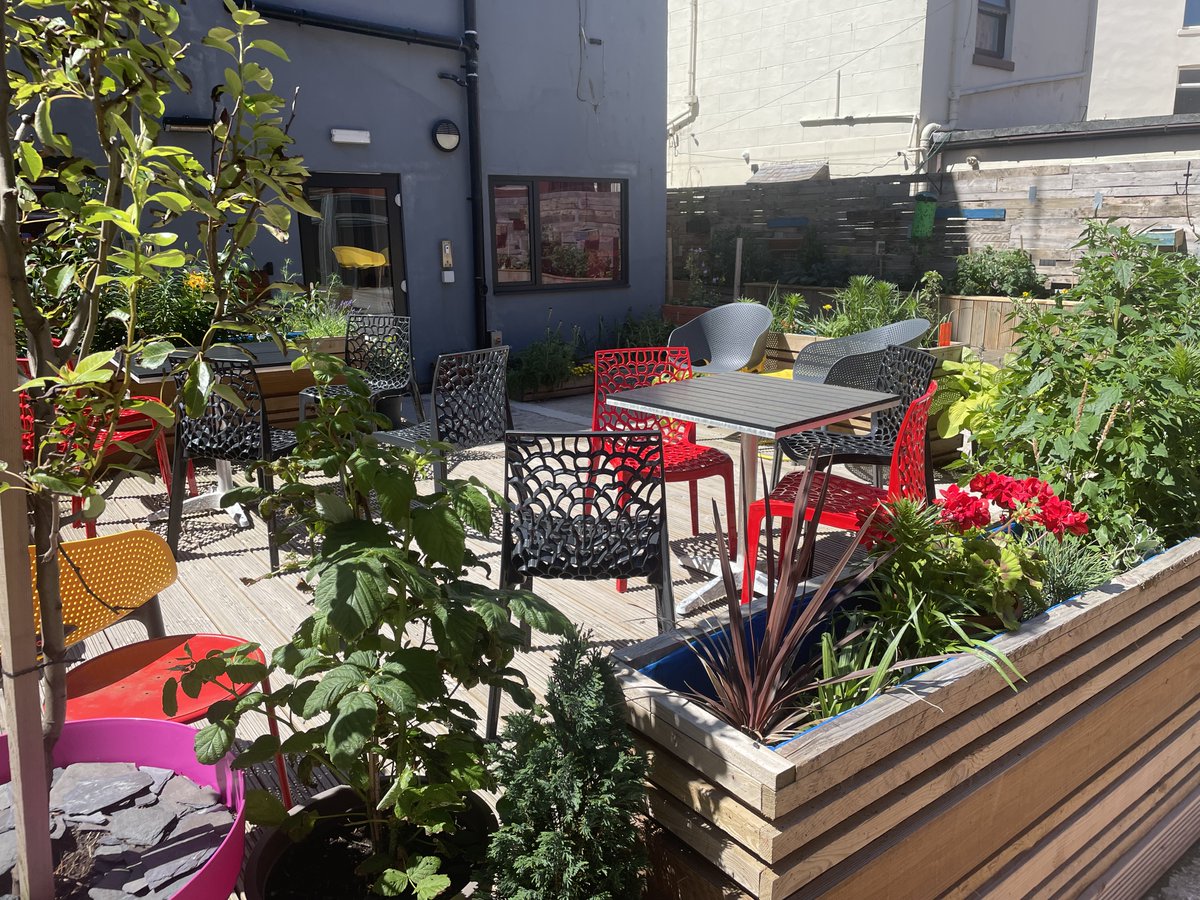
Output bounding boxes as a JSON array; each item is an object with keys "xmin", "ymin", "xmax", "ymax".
[
  {"xmin": 0, "ymin": 717, "xmax": 246, "ymax": 900},
  {"xmin": 243, "ymin": 784, "xmax": 497, "ymax": 900}
]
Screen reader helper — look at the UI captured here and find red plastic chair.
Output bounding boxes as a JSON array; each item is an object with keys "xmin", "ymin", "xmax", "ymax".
[
  {"xmin": 593, "ymin": 347, "xmax": 737, "ymax": 591},
  {"xmin": 741, "ymin": 381, "xmax": 937, "ymax": 605},
  {"xmin": 17, "ymin": 357, "xmax": 196, "ymax": 536}
]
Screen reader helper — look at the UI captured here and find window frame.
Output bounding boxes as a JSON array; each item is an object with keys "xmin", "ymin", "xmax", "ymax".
[
  {"xmin": 489, "ymin": 175, "xmax": 630, "ymax": 295},
  {"xmin": 974, "ymin": 0, "xmax": 1011, "ymax": 61},
  {"xmin": 1175, "ymin": 67, "xmax": 1200, "ymax": 114},
  {"xmin": 1186, "ymin": 0, "xmax": 1200, "ymax": 28}
]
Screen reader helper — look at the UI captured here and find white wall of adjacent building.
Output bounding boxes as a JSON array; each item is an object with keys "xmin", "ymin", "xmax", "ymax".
[
  {"xmin": 668, "ymin": 0, "xmax": 1200, "ymax": 187},
  {"xmin": 1088, "ymin": 0, "xmax": 1200, "ymax": 119}
]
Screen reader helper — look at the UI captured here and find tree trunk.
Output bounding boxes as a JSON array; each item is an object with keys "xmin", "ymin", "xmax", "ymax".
[{"xmin": 30, "ymin": 490, "xmax": 66, "ymax": 759}]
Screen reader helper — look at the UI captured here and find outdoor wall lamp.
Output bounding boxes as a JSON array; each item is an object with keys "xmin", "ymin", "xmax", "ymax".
[
  {"xmin": 432, "ymin": 119, "xmax": 461, "ymax": 153},
  {"xmin": 163, "ymin": 115, "xmax": 215, "ymax": 133},
  {"xmin": 331, "ymin": 128, "xmax": 372, "ymax": 145}
]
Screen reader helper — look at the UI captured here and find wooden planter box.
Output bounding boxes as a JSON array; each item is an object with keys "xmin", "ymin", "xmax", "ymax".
[
  {"xmin": 939, "ymin": 294, "xmax": 1079, "ymax": 357},
  {"xmin": 619, "ymin": 538, "xmax": 1200, "ymax": 899},
  {"xmin": 663, "ymin": 303, "xmax": 718, "ymax": 326},
  {"xmin": 512, "ymin": 372, "xmax": 594, "ymax": 402}
]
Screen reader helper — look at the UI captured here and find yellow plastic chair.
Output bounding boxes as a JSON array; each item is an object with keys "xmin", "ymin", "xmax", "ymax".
[
  {"xmin": 30, "ymin": 530, "xmax": 173, "ymax": 650},
  {"xmin": 332, "ymin": 246, "xmax": 388, "ymax": 269}
]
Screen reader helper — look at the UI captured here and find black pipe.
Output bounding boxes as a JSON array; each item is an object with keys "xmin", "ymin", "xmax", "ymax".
[
  {"xmin": 249, "ymin": 2, "xmax": 463, "ymax": 52},
  {"xmin": 463, "ymin": 0, "xmax": 489, "ymax": 348},
  {"xmin": 247, "ymin": 0, "xmax": 491, "ymax": 348},
  {"xmin": 942, "ymin": 119, "xmax": 1200, "ymax": 150}
]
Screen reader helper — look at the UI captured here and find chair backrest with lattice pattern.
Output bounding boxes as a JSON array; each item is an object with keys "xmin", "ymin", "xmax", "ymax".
[
  {"xmin": 592, "ymin": 347, "xmax": 695, "ymax": 446},
  {"xmin": 30, "ymin": 530, "xmax": 176, "ymax": 649},
  {"xmin": 431, "ymin": 346, "xmax": 511, "ymax": 449},
  {"xmin": 886, "ymin": 380, "xmax": 937, "ymax": 502},
  {"xmin": 172, "ymin": 356, "xmax": 269, "ymax": 462},
  {"xmin": 867, "ymin": 345, "xmax": 937, "ymax": 442},
  {"xmin": 346, "ymin": 314, "xmax": 415, "ymax": 383},
  {"xmin": 502, "ymin": 430, "xmax": 668, "ymax": 585}
]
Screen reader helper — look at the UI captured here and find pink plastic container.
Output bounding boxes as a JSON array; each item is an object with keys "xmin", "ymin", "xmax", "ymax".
[{"xmin": 0, "ymin": 717, "xmax": 246, "ymax": 900}]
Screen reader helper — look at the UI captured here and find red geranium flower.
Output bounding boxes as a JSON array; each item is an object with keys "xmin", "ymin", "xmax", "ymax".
[{"xmin": 937, "ymin": 484, "xmax": 991, "ymax": 531}]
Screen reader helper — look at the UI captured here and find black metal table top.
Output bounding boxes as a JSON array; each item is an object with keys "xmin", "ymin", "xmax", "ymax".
[{"xmin": 606, "ymin": 372, "xmax": 898, "ymax": 440}]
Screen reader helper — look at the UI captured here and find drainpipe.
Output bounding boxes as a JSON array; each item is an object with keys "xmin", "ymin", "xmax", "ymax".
[
  {"xmin": 463, "ymin": 0, "xmax": 488, "ymax": 348},
  {"xmin": 248, "ymin": 1, "xmax": 491, "ymax": 347},
  {"xmin": 667, "ymin": 0, "xmax": 699, "ymax": 139}
]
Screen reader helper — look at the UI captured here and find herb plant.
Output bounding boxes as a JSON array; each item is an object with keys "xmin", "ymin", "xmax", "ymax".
[
  {"xmin": 167, "ymin": 354, "xmax": 571, "ymax": 897},
  {"xmin": 954, "ymin": 246, "xmax": 1044, "ymax": 297},
  {"xmin": 799, "ymin": 275, "xmax": 933, "ymax": 338},
  {"xmin": 506, "ymin": 320, "xmax": 584, "ymax": 397},
  {"xmin": 487, "ymin": 630, "xmax": 648, "ymax": 900}
]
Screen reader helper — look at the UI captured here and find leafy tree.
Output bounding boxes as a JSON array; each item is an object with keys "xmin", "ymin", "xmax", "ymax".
[
  {"xmin": 487, "ymin": 630, "xmax": 648, "ymax": 900},
  {"xmin": 977, "ymin": 222, "xmax": 1200, "ymax": 554}
]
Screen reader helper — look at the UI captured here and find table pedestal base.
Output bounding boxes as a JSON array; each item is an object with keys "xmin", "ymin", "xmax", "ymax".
[{"xmin": 147, "ymin": 461, "xmax": 250, "ymax": 528}]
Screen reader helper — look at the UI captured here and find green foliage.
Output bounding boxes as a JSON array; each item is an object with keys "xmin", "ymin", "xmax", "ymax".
[
  {"xmin": 93, "ymin": 269, "xmax": 218, "ymax": 349},
  {"xmin": 978, "ymin": 222, "xmax": 1200, "ymax": 549},
  {"xmin": 954, "ymin": 246, "xmax": 1043, "ymax": 297},
  {"xmin": 1035, "ymin": 533, "xmax": 1116, "ymax": 615},
  {"xmin": 765, "ymin": 285, "xmax": 810, "ymax": 334},
  {"xmin": 799, "ymin": 275, "xmax": 933, "ymax": 338},
  {"xmin": 682, "ymin": 247, "xmax": 722, "ymax": 306},
  {"xmin": 273, "ymin": 263, "xmax": 350, "ymax": 338},
  {"xmin": 167, "ymin": 357, "xmax": 571, "ymax": 896},
  {"xmin": 487, "ymin": 630, "xmax": 648, "ymax": 899},
  {"xmin": 931, "ymin": 347, "xmax": 1001, "ymax": 444},
  {"xmin": 708, "ymin": 225, "xmax": 777, "ymax": 285},
  {"xmin": 507, "ymin": 321, "xmax": 583, "ymax": 397}
]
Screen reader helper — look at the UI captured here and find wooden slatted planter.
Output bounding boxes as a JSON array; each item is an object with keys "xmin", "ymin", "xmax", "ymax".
[
  {"xmin": 939, "ymin": 293, "xmax": 1079, "ymax": 357},
  {"xmin": 619, "ymin": 538, "xmax": 1200, "ymax": 899}
]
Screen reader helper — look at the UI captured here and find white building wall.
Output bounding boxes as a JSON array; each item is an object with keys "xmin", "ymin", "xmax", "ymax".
[
  {"xmin": 1088, "ymin": 0, "xmax": 1200, "ymax": 119},
  {"xmin": 667, "ymin": 0, "xmax": 928, "ymax": 186}
]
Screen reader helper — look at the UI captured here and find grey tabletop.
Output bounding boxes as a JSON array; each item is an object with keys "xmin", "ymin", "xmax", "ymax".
[{"xmin": 606, "ymin": 372, "xmax": 898, "ymax": 439}]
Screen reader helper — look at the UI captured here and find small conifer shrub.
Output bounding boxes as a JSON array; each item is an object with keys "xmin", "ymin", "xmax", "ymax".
[{"xmin": 487, "ymin": 630, "xmax": 648, "ymax": 899}]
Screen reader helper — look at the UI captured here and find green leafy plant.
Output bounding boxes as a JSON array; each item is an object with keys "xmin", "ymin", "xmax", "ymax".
[
  {"xmin": 1035, "ymin": 533, "xmax": 1115, "ymax": 615},
  {"xmin": 954, "ymin": 246, "xmax": 1043, "ymax": 297},
  {"xmin": 166, "ymin": 354, "xmax": 571, "ymax": 896},
  {"xmin": 273, "ymin": 263, "xmax": 351, "ymax": 338},
  {"xmin": 615, "ymin": 309, "xmax": 674, "ymax": 348},
  {"xmin": 682, "ymin": 247, "xmax": 721, "ymax": 306},
  {"xmin": 507, "ymin": 320, "xmax": 584, "ymax": 397},
  {"xmin": 487, "ymin": 629, "xmax": 647, "ymax": 899},
  {"xmin": 708, "ymin": 224, "xmax": 777, "ymax": 286},
  {"xmin": 932, "ymin": 347, "xmax": 1001, "ymax": 447},
  {"xmin": 979, "ymin": 221, "xmax": 1200, "ymax": 549},
  {"xmin": 799, "ymin": 275, "xmax": 933, "ymax": 338},
  {"xmin": 765, "ymin": 284, "xmax": 810, "ymax": 334}
]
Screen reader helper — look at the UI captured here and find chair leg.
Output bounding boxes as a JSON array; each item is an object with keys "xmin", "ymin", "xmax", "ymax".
[
  {"xmin": 741, "ymin": 502, "xmax": 767, "ymax": 606},
  {"xmin": 128, "ymin": 595, "xmax": 166, "ymax": 640},
  {"xmin": 411, "ymin": 381, "xmax": 426, "ymax": 423},
  {"xmin": 771, "ymin": 450, "xmax": 783, "ymax": 490},
  {"xmin": 260, "ymin": 469, "xmax": 280, "ymax": 571},
  {"xmin": 486, "ymin": 577, "xmax": 532, "ymax": 741},
  {"xmin": 688, "ymin": 479, "xmax": 699, "ymax": 536},
  {"xmin": 722, "ymin": 465, "xmax": 737, "ymax": 561},
  {"xmin": 653, "ymin": 584, "xmax": 675, "ymax": 634},
  {"xmin": 166, "ymin": 450, "xmax": 188, "ymax": 559}
]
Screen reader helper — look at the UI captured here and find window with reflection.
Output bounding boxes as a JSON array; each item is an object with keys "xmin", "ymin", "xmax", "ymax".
[{"xmin": 490, "ymin": 177, "xmax": 627, "ymax": 291}]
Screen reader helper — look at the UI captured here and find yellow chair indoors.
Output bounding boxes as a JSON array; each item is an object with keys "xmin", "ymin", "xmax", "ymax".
[{"xmin": 29, "ymin": 530, "xmax": 172, "ymax": 650}]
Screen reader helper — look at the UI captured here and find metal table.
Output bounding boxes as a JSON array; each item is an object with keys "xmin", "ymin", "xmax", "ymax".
[{"xmin": 607, "ymin": 372, "xmax": 898, "ymax": 613}]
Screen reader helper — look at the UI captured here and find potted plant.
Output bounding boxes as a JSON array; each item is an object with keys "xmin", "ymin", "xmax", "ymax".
[{"xmin": 169, "ymin": 354, "xmax": 571, "ymax": 898}]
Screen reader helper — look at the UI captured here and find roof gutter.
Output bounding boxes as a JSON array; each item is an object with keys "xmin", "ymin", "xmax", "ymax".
[
  {"xmin": 247, "ymin": 2, "xmax": 491, "ymax": 348},
  {"xmin": 939, "ymin": 117, "xmax": 1200, "ymax": 150}
]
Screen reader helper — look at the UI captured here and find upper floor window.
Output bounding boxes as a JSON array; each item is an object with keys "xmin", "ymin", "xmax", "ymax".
[
  {"xmin": 1175, "ymin": 68, "xmax": 1200, "ymax": 114},
  {"xmin": 1186, "ymin": 0, "xmax": 1200, "ymax": 27},
  {"xmin": 975, "ymin": 0, "xmax": 1010, "ymax": 58},
  {"xmin": 491, "ymin": 177, "xmax": 627, "ymax": 292}
]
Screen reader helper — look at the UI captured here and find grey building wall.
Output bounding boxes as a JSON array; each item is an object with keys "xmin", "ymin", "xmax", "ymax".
[{"xmin": 60, "ymin": 1, "xmax": 665, "ymax": 379}]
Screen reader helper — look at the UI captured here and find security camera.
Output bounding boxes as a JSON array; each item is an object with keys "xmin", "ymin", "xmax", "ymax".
[{"xmin": 741, "ymin": 150, "xmax": 751, "ymax": 165}]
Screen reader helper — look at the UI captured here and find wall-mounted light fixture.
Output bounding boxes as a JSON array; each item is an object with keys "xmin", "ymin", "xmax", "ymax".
[
  {"xmin": 432, "ymin": 119, "xmax": 461, "ymax": 153},
  {"xmin": 331, "ymin": 128, "xmax": 372, "ymax": 145},
  {"xmin": 163, "ymin": 115, "xmax": 215, "ymax": 133}
]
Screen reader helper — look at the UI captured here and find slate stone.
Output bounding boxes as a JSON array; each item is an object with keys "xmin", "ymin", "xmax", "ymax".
[
  {"xmin": 121, "ymin": 874, "xmax": 148, "ymax": 894},
  {"xmin": 48, "ymin": 816, "xmax": 66, "ymax": 840},
  {"xmin": 51, "ymin": 763, "xmax": 153, "ymax": 816},
  {"xmin": 66, "ymin": 811, "xmax": 108, "ymax": 825},
  {"xmin": 169, "ymin": 808, "xmax": 233, "ymax": 840},
  {"xmin": 141, "ymin": 829, "xmax": 222, "ymax": 890},
  {"xmin": 108, "ymin": 806, "xmax": 178, "ymax": 847},
  {"xmin": 139, "ymin": 767, "xmax": 174, "ymax": 797},
  {"xmin": 133, "ymin": 793, "xmax": 157, "ymax": 808},
  {"xmin": 0, "ymin": 830, "xmax": 16, "ymax": 876},
  {"xmin": 87, "ymin": 890, "xmax": 140, "ymax": 900},
  {"xmin": 0, "ymin": 806, "xmax": 13, "ymax": 834},
  {"xmin": 157, "ymin": 777, "xmax": 220, "ymax": 810},
  {"xmin": 0, "ymin": 784, "xmax": 12, "ymax": 811}
]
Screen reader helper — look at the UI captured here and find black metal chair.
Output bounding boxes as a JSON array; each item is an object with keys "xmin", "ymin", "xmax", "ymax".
[
  {"xmin": 166, "ymin": 357, "xmax": 297, "ymax": 569},
  {"xmin": 790, "ymin": 318, "xmax": 930, "ymax": 384},
  {"xmin": 298, "ymin": 313, "xmax": 424, "ymax": 425},
  {"xmin": 772, "ymin": 344, "xmax": 938, "ymax": 496},
  {"xmin": 667, "ymin": 302, "xmax": 773, "ymax": 374},
  {"xmin": 490, "ymin": 429, "xmax": 675, "ymax": 736},
  {"xmin": 373, "ymin": 346, "xmax": 512, "ymax": 485}
]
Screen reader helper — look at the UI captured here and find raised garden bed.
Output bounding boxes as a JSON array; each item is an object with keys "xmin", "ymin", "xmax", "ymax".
[
  {"xmin": 939, "ymin": 294, "xmax": 1079, "ymax": 358},
  {"xmin": 511, "ymin": 372, "xmax": 594, "ymax": 403},
  {"xmin": 617, "ymin": 538, "xmax": 1200, "ymax": 899}
]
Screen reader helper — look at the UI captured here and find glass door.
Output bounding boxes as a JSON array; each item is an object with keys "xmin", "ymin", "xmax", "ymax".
[{"xmin": 298, "ymin": 173, "xmax": 407, "ymax": 316}]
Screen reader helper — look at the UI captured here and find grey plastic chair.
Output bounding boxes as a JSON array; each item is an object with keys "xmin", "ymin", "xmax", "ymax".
[
  {"xmin": 790, "ymin": 318, "xmax": 930, "ymax": 384},
  {"xmin": 772, "ymin": 344, "xmax": 938, "ymax": 496},
  {"xmin": 374, "ymin": 346, "xmax": 512, "ymax": 485},
  {"xmin": 667, "ymin": 302, "xmax": 774, "ymax": 374}
]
